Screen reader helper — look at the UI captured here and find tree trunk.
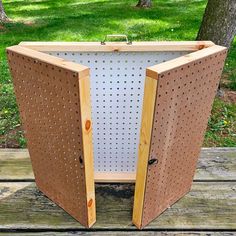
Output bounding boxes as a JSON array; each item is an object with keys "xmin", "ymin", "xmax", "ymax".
[
  {"xmin": 136, "ymin": 0, "xmax": 151, "ymax": 8},
  {"xmin": 197, "ymin": 0, "xmax": 236, "ymax": 48},
  {"xmin": 0, "ymin": 0, "xmax": 8, "ymax": 22}
]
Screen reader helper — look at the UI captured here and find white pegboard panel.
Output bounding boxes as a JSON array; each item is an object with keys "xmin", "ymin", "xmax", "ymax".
[{"xmin": 44, "ymin": 51, "xmax": 189, "ymax": 173}]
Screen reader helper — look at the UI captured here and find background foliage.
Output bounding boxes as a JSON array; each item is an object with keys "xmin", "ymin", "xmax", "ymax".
[{"xmin": 0, "ymin": 0, "xmax": 235, "ymax": 147}]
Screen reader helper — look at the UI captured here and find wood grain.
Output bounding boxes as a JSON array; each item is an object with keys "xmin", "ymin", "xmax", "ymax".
[
  {"xmin": 146, "ymin": 45, "xmax": 227, "ymax": 78},
  {"xmin": 0, "ymin": 232, "xmax": 234, "ymax": 236},
  {"xmin": 79, "ymin": 75, "xmax": 96, "ymax": 227},
  {"xmin": 133, "ymin": 76, "xmax": 158, "ymax": 228},
  {"xmin": 19, "ymin": 41, "xmax": 215, "ymax": 52},
  {"xmin": 7, "ymin": 46, "xmax": 89, "ymax": 77},
  {"xmin": 0, "ymin": 148, "xmax": 235, "ymax": 181},
  {"xmin": 0, "ymin": 182, "xmax": 235, "ymax": 230}
]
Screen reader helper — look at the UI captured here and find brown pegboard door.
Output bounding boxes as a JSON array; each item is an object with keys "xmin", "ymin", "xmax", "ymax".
[
  {"xmin": 6, "ymin": 46, "xmax": 95, "ymax": 228},
  {"xmin": 133, "ymin": 45, "xmax": 227, "ymax": 229}
]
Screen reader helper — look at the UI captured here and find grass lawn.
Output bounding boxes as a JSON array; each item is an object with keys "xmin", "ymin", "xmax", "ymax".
[{"xmin": 0, "ymin": 0, "xmax": 235, "ymax": 147}]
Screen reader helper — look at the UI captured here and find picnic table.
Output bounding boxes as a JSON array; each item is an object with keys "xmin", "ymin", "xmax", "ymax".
[{"xmin": 0, "ymin": 147, "xmax": 235, "ymax": 235}]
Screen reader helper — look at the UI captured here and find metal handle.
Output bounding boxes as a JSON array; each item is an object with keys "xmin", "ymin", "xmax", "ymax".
[{"xmin": 101, "ymin": 34, "xmax": 132, "ymax": 45}]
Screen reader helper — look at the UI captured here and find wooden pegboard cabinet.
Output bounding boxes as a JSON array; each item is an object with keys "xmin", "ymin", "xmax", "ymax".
[{"xmin": 7, "ymin": 41, "xmax": 227, "ymax": 229}]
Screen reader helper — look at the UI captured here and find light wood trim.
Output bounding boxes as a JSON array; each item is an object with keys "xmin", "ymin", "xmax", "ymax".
[
  {"xmin": 19, "ymin": 41, "xmax": 215, "ymax": 52},
  {"xmin": 79, "ymin": 75, "xmax": 96, "ymax": 228},
  {"xmin": 147, "ymin": 45, "xmax": 227, "ymax": 78},
  {"xmin": 6, "ymin": 45, "xmax": 89, "ymax": 77},
  {"xmin": 94, "ymin": 172, "xmax": 136, "ymax": 183},
  {"xmin": 132, "ymin": 76, "xmax": 158, "ymax": 229}
]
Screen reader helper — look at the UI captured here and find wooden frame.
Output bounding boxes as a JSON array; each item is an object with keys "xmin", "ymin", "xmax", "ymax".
[
  {"xmin": 132, "ymin": 76, "xmax": 158, "ymax": 226},
  {"xmin": 15, "ymin": 41, "xmax": 216, "ymax": 183},
  {"xmin": 19, "ymin": 41, "xmax": 214, "ymax": 52}
]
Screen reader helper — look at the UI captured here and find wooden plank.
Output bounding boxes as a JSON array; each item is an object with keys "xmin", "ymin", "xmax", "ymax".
[
  {"xmin": 18, "ymin": 41, "xmax": 215, "ymax": 52},
  {"xmin": 7, "ymin": 46, "xmax": 89, "ymax": 77},
  {"xmin": 0, "ymin": 182, "xmax": 235, "ymax": 230},
  {"xmin": 132, "ymin": 76, "xmax": 158, "ymax": 228},
  {"xmin": 94, "ymin": 172, "xmax": 136, "ymax": 183},
  {"xmin": 197, "ymin": 148, "xmax": 236, "ymax": 180},
  {"xmin": 147, "ymin": 45, "xmax": 227, "ymax": 78},
  {"xmin": 0, "ymin": 148, "xmax": 236, "ymax": 181},
  {"xmin": 0, "ymin": 232, "xmax": 234, "ymax": 235},
  {"xmin": 78, "ymin": 75, "xmax": 96, "ymax": 227},
  {"xmin": 0, "ymin": 149, "xmax": 34, "ymax": 180}
]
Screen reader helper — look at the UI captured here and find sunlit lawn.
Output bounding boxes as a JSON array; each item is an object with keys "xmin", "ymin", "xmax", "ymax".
[{"xmin": 0, "ymin": 0, "xmax": 235, "ymax": 147}]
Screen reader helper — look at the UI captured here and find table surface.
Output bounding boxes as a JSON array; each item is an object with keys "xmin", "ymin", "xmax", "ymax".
[{"xmin": 0, "ymin": 147, "xmax": 235, "ymax": 235}]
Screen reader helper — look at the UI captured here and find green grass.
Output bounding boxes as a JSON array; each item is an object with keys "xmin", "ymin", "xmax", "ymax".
[
  {"xmin": 204, "ymin": 98, "xmax": 236, "ymax": 147},
  {"xmin": 224, "ymin": 44, "xmax": 236, "ymax": 90},
  {"xmin": 0, "ymin": 0, "xmax": 235, "ymax": 147}
]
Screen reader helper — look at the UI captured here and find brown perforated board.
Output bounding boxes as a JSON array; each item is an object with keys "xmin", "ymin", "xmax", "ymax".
[
  {"xmin": 133, "ymin": 45, "xmax": 227, "ymax": 229},
  {"xmin": 6, "ymin": 46, "xmax": 95, "ymax": 228}
]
